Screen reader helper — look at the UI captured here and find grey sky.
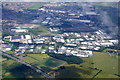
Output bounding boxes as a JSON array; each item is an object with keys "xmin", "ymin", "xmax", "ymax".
[{"xmin": 1, "ymin": 0, "xmax": 120, "ymax": 2}]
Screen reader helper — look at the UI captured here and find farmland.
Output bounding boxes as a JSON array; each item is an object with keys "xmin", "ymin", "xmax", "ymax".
[
  {"xmin": 55, "ymin": 57, "xmax": 98, "ymax": 78},
  {"xmin": 2, "ymin": 52, "xmax": 119, "ymax": 78},
  {"xmin": 2, "ymin": 57, "xmax": 44, "ymax": 78},
  {"xmin": 93, "ymin": 51, "xmax": 119, "ymax": 75},
  {"xmin": 53, "ymin": 53, "xmax": 119, "ymax": 78},
  {"xmin": 22, "ymin": 54, "xmax": 65, "ymax": 68}
]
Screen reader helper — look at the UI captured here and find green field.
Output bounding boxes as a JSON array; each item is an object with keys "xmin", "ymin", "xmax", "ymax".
[
  {"xmin": 103, "ymin": 48, "xmax": 117, "ymax": 52},
  {"xmin": 56, "ymin": 65, "xmax": 97, "ymax": 78},
  {"xmin": 2, "ymin": 52, "xmax": 119, "ymax": 78},
  {"xmin": 93, "ymin": 52, "xmax": 119, "ymax": 75},
  {"xmin": 95, "ymin": 71, "xmax": 118, "ymax": 78},
  {"xmin": 22, "ymin": 53, "xmax": 99, "ymax": 78},
  {"xmin": 2, "ymin": 48, "xmax": 119, "ymax": 78},
  {"xmin": 28, "ymin": 26, "xmax": 51, "ymax": 35},
  {"xmin": 2, "ymin": 58, "xmax": 44, "ymax": 78},
  {"xmin": 55, "ymin": 57, "xmax": 99, "ymax": 78},
  {"xmin": 5, "ymin": 51, "xmax": 14, "ymax": 55},
  {"xmin": 22, "ymin": 54, "xmax": 65, "ymax": 68},
  {"xmin": 2, "ymin": 59, "xmax": 19, "ymax": 78},
  {"xmin": 54, "ymin": 54, "xmax": 119, "ymax": 78},
  {"xmin": 29, "ymin": 3, "xmax": 48, "ymax": 9}
]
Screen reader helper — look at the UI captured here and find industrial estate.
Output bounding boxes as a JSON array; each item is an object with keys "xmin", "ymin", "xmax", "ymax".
[{"xmin": 1, "ymin": 2, "xmax": 119, "ymax": 79}]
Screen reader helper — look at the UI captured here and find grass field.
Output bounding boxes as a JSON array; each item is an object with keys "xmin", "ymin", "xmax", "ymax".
[
  {"xmin": 2, "ymin": 48, "xmax": 119, "ymax": 78},
  {"xmin": 93, "ymin": 51, "xmax": 119, "ymax": 75},
  {"xmin": 103, "ymin": 48, "xmax": 117, "ymax": 52},
  {"xmin": 2, "ymin": 59, "xmax": 21, "ymax": 78},
  {"xmin": 2, "ymin": 58, "xmax": 44, "ymax": 78},
  {"xmin": 95, "ymin": 71, "xmax": 118, "ymax": 78},
  {"xmin": 55, "ymin": 57, "xmax": 98, "ymax": 78},
  {"xmin": 29, "ymin": 3, "xmax": 48, "ymax": 9},
  {"xmin": 2, "ymin": 52, "xmax": 119, "ymax": 78},
  {"xmin": 22, "ymin": 54, "xmax": 99, "ymax": 78},
  {"xmin": 5, "ymin": 51, "xmax": 14, "ymax": 55},
  {"xmin": 54, "ymin": 55, "xmax": 119, "ymax": 78},
  {"xmin": 22, "ymin": 54, "xmax": 65, "ymax": 68},
  {"xmin": 28, "ymin": 26, "xmax": 51, "ymax": 35}
]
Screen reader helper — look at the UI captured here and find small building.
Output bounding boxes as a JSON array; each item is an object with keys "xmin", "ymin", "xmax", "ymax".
[
  {"xmin": 2, "ymin": 43, "xmax": 12, "ymax": 51},
  {"xmin": 11, "ymin": 29, "xmax": 28, "ymax": 33},
  {"xmin": 72, "ymin": 50, "xmax": 92, "ymax": 57},
  {"xmin": 10, "ymin": 36, "xmax": 22, "ymax": 42}
]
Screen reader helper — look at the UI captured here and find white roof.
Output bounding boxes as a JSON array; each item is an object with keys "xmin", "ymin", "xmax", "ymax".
[
  {"xmin": 80, "ymin": 46, "xmax": 87, "ymax": 49},
  {"xmin": 94, "ymin": 47, "xmax": 100, "ymax": 50},
  {"xmin": 79, "ymin": 20, "xmax": 91, "ymax": 23},
  {"xmin": 25, "ymin": 35, "xmax": 31, "ymax": 39},
  {"xmin": 100, "ymin": 42, "xmax": 113, "ymax": 45},
  {"xmin": 81, "ymin": 42, "xmax": 88, "ymax": 45},
  {"xmin": 11, "ymin": 29, "xmax": 28, "ymax": 32},
  {"xmin": 109, "ymin": 40, "xmax": 118, "ymax": 43},
  {"xmin": 28, "ymin": 40, "xmax": 32, "ymax": 43},
  {"xmin": 86, "ymin": 12, "xmax": 97, "ymax": 15},
  {"xmin": 61, "ymin": 46, "xmax": 66, "ymax": 49},
  {"xmin": 73, "ymin": 54, "xmax": 89, "ymax": 57}
]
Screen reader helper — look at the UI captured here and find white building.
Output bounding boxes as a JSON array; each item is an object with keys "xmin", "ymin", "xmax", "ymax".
[
  {"xmin": 73, "ymin": 50, "xmax": 92, "ymax": 57},
  {"xmin": 25, "ymin": 35, "xmax": 31, "ymax": 40},
  {"xmin": 11, "ymin": 29, "xmax": 28, "ymax": 33},
  {"xmin": 100, "ymin": 42, "xmax": 113, "ymax": 47},
  {"xmin": 109, "ymin": 40, "xmax": 118, "ymax": 44}
]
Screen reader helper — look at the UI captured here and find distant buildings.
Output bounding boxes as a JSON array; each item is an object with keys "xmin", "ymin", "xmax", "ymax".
[
  {"xmin": 2, "ymin": 43, "xmax": 13, "ymax": 52},
  {"xmin": 10, "ymin": 35, "xmax": 32, "ymax": 44},
  {"xmin": 72, "ymin": 50, "xmax": 92, "ymax": 57},
  {"xmin": 11, "ymin": 29, "xmax": 28, "ymax": 33},
  {"xmin": 1, "ymin": 2, "xmax": 118, "ymax": 58},
  {"xmin": 49, "ymin": 27, "xmax": 60, "ymax": 32},
  {"xmin": 10, "ymin": 36, "xmax": 22, "ymax": 42}
]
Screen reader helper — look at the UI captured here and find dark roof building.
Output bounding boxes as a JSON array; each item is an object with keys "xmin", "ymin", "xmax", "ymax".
[{"xmin": 11, "ymin": 36, "xmax": 21, "ymax": 40}]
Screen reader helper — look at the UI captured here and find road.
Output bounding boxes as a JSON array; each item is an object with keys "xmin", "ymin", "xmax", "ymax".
[{"xmin": 0, "ymin": 51, "xmax": 55, "ymax": 79}]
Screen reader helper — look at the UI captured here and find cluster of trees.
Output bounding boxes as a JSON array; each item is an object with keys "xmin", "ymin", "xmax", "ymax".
[{"xmin": 48, "ymin": 53, "xmax": 83, "ymax": 64}]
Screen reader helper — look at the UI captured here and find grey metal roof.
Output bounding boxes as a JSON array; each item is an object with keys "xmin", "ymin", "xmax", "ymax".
[{"xmin": 12, "ymin": 36, "xmax": 21, "ymax": 40}]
